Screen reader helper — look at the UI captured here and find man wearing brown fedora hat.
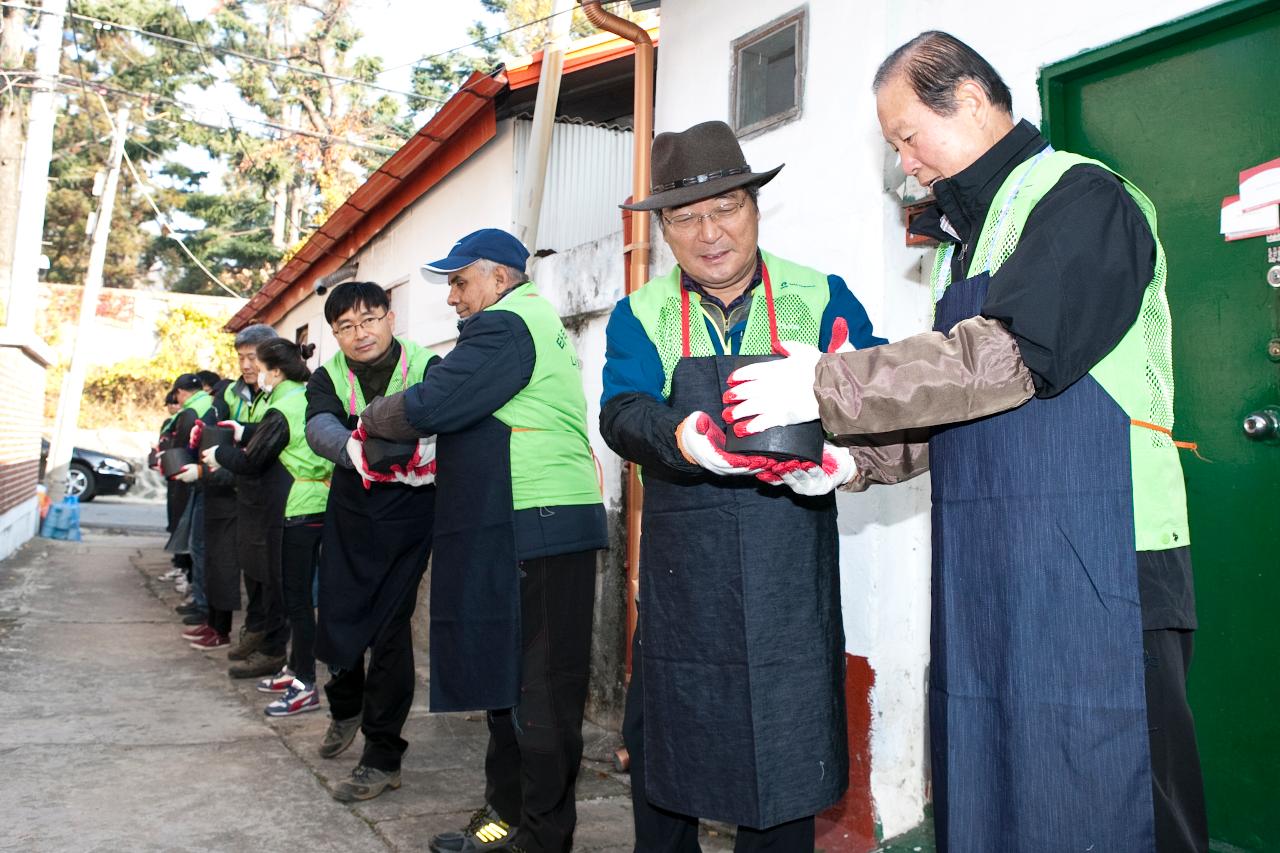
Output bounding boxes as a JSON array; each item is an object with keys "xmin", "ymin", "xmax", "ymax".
[{"xmin": 600, "ymin": 119, "xmax": 886, "ymax": 850}]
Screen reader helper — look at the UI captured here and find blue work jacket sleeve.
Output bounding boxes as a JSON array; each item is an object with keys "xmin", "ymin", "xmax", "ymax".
[
  {"xmin": 401, "ymin": 310, "xmax": 535, "ymax": 435},
  {"xmin": 820, "ymin": 275, "xmax": 887, "ymax": 351},
  {"xmin": 599, "ymin": 297, "xmax": 702, "ymax": 477}
]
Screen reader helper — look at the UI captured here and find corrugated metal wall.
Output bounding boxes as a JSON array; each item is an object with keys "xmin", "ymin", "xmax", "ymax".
[{"xmin": 512, "ymin": 116, "xmax": 635, "ymax": 253}]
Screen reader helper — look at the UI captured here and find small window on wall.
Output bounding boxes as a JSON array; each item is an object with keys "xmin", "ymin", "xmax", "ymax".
[{"xmin": 731, "ymin": 7, "xmax": 806, "ymax": 139}]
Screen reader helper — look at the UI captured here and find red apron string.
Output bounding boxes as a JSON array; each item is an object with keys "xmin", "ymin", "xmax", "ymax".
[{"xmin": 680, "ymin": 262, "xmax": 780, "ymax": 358}]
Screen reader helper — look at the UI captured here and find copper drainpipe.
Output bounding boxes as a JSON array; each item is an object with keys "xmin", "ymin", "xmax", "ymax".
[{"xmin": 580, "ymin": 0, "xmax": 652, "ymax": 773}]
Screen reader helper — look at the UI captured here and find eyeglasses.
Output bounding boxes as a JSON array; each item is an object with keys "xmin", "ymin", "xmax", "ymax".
[
  {"xmin": 333, "ymin": 313, "xmax": 388, "ymax": 339},
  {"xmin": 662, "ymin": 198, "xmax": 749, "ymax": 233}
]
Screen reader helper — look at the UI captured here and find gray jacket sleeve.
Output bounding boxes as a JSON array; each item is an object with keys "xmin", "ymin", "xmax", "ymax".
[{"xmin": 305, "ymin": 412, "xmax": 355, "ymax": 469}]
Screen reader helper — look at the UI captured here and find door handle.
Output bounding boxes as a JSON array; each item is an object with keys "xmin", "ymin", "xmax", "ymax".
[{"xmin": 1242, "ymin": 407, "xmax": 1280, "ymax": 441}]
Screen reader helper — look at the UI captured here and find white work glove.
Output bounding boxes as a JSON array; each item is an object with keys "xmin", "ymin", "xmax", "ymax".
[
  {"xmin": 345, "ymin": 424, "xmax": 398, "ymax": 489},
  {"xmin": 217, "ymin": 420, "xmax": 245, "ymax": 443},
  {"xmin": 722, "ymin": 341, "xmax": 822, "ymax": 436},
  {"xmin": 756, "ymin": 443, "xmax": 857, "ymax": 496},
  {"xmin": 391, "ymin": 436, "xmax": 437, "ymax": 487},
  {"xmin": 200, "ymin": 445, "xmax": 221, "ymax": 472},
  {"xmin": 172, "ymin": 463, "xmax": 201, "ymax": 483},
  {"xmin": 722, "ymin": 317, "xmax": 856, "ymax": 436},
  {"xmin": 675, "ymin": 411, "xmax": 771, "ymax": 477}
]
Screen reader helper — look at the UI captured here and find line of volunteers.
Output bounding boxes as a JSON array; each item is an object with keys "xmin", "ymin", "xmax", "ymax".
[{"xmin": 148, "ymin": 30, "xmax": 1206, "ymax": 853}]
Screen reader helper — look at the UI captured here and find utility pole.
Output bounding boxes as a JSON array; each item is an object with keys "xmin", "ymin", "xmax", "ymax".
[
  {"xmin": 6, "ymin": 0, "xmax": 68, "ymax": 335},
  {"xmin": 45, "ymin": 105, "xmax": 130, "ymax": 501}
]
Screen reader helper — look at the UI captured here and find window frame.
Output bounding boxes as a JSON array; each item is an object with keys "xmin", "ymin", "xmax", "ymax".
[{"xmin": 729, "ymin": 6, "xmax": 808, "ymax": 140}]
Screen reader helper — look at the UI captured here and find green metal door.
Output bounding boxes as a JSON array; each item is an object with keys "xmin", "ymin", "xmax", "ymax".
[{"xmin": 1041, "ymin": 2, "xmax": 1280, "ymax": 849}]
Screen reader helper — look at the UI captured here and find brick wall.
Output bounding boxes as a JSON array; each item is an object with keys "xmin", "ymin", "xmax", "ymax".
[{"xmin": 0, "ymin": 343, "xmax": 48, "ymax": 515}]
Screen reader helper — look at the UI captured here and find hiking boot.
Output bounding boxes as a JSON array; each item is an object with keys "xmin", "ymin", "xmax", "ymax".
[
  {"xmin": 429, "ymin": 805, "xmax": 519, "ymax": 852},
  {"xmin": 228, "ymin": 650, "xmax": 287, "ymax": 679},
  {"xmin": 190, "ymin": 631, "xmax": 230, "ymax": 651},
  {"xmin": 319, "ymin": 713, "xmax": 362, "ymax": 759},
  {"xmin": 182, "ymin": 624, "xmax": 215, "ymax": 641},
  {"xmin": 264, "ymin": 679, "xmax": 320, "ymax": 717},
  {"xmin": 256, "ymin": 666, "xmax": 295, "ymax": 694},
  {"xmin": 330, "ymin": 764, "xmax": 401, "ymax": 802},
  {"xmin": 226, "ymin": 628, "xmax": 265, "ymax": 661}
]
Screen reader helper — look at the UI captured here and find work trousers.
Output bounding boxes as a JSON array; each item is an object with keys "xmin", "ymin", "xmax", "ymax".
[
  {"xmin": 188, "ymin": 492, "xmax": 208, "ymax": 611},
  {"xmin": 324, "ymin": 569, "xmax": 424, "ymax": 772},
  {"xmin": 623, "ymin": 630, "xmax": 817, "ymax": 853},
  {"xmin": 281, "ymin": 522, "xmax": 323, "ymax": 684},
  {"xmin": 208, "ymin": 607, "xmax": 232, "ymax": 637},
  {"xmin": 485, "ymin": 550, "xmax": 597, "ymax": 853},
  {"xmin": 244, "ymin": 572, "xmax": 288, "ymax": 656},
  {"xmin": 1145, "ymin": 629, "xmax": 1208, "ymax": 853}
]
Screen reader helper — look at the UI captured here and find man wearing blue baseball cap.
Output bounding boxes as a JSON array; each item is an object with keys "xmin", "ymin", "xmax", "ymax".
[{"xmin": 357, "ymin": 227, "xmax": 608, "ymax": 853}]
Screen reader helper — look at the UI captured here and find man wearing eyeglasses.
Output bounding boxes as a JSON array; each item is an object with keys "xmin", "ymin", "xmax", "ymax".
[
  {"xmin": 303, "ymin": 281, "xmax": 442, "ymax": 801},
  {"xmin": 599, "ymin": 120, "xmax": 885, "ymax": 850}
]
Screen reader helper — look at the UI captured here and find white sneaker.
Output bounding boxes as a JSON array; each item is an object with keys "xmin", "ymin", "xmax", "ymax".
[
  {"xmin": 256, "ymin": 666, "xmax": 296, "ymax": 694},
  {"xmin": 175, "ymin": 579, "xmax": 190, "ymax": 594}
]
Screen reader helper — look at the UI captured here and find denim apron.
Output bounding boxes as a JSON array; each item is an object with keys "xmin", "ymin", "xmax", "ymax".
[
  {"xmin": 637, "ymin": 281, "xmax": 847, "ymax": 829},
  {"xmin": 928, "ymin": 167, "xmax": 1155, "ymax": 850},
  {"xmin": 429, "ymin": 416, "xmax": 522, "ymax": 712},
  {"xmin": 314, "ymin": 465, "xmax": 435, "ymax": 670}
]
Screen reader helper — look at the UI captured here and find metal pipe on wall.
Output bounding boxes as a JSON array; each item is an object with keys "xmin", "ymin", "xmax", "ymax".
[
  {"xmin": 516, "ymin": 0, "xmax": 575, "ymax": 252},
  {"xmin": 578, "ymin": 1, "xmax": 653, "ymax": 704}
]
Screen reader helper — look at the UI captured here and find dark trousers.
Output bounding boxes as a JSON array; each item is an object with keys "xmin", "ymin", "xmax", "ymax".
[
  {"xmin": 485, "ymin": 550, "xmax": 597, "ymax": 853},
  {"xmin": 324, "ymin": 570, "xmax": 423, "ymax": 772},
  {"xmin": 244, "ymin": 572, "xmax": 288, "ymax": 655},
  {"xmin": 1145, "ymin": 629, "xmax": 1208, "ymax": 853},
  {"xmin": 623, "ymin": 630, "xmax": 816, "ymax": 853},
  {"xmin": 208, "ymin": 607, "xmax": 232, "ymax": 636},
  {"xmin": 281, "ymin": 522, "xmax": 323, "ymax": 684}
]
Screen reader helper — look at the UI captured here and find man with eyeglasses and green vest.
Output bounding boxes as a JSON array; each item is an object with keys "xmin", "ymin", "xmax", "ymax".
[
  {"xmin": 600, "ymin": 120, "xmax": 885, "ymax": 850},
  {"xmin": 722, "ymin": 32, "xmax": 1205, "ymax": 853},
  {"xmin": 357, "ymin": 229, "xmax": 607, "ymax": 853},
  {"xmin": 301, "ymin": 281, "xmax": 441, "ymax": 802}
]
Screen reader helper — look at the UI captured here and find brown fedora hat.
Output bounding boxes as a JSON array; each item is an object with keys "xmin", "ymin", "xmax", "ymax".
[{"xmin": 621, "ymin": 120, "xmax": 784, "ymax": 211}]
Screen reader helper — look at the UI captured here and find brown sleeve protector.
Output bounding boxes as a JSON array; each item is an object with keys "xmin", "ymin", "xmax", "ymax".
[
  {"xmin": 814, "ymin": 315, "xmax": 1035, "ymax": 436},
  {"xmin": 838, "ymin": 429, "xmax": 932, "ymax": 492},
  {"xmin": 358, "ymin": 391, "xmax": 421, "ymax": 442}
]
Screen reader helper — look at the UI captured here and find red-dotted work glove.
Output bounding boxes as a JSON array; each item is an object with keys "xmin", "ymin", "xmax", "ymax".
[
  {"xmin": 390, "ymin": 436, "xmax": 437, "ymax": 487},
  {"xmin": 217, "ymin": 420, "xmax": 246, "ymax": 444},
  {"xmin": 171, "ymin": 463, "xmax": 201, "ymax": 484},
  {"xmin": 345, "ymin": 423, "xmax": 399, "ymax": 490},
  {"xmin": 200, "ymin": 445, "xmax": 221, "ymax": 472},
  {"xmin": 675, "ymin": 411, "xmax": 772, "ymax": 477},
  {"xmin": 755, "ymin": 443, "xmax": 857, "ymax": 496},
  {"xmin": 722, "ymin": 317, "xmax": 854, "ymax": 436},
  {"xmin": 188, "ymin": 421, "xmax": 204, "ymax": 450}
]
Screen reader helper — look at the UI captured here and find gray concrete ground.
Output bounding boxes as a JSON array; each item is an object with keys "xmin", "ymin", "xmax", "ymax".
[
  {"xmin": 0, "ymin": 530, "xmax": 738, "ymax": 852},
  {"xmin": 79, "ymin": 495, "xmax": 168, "ymax": 535}
]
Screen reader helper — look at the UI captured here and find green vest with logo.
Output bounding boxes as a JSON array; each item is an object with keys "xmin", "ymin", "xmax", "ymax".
[
  {"xmin": 264, "ymin": 379, "xmax": 333, "ymax": 518},
  {"xmin": 628, "ymin": 250, "xmax": 831, "ymax": 398},
  {"xmin": 321, "ymin": 338, "xmax": 436, "ymax": 417},
  {"xmin": 931, "ymin": 150, "xmax": 1189, "ymax": 551},
  {"xmin": 483, "ymin": 282, "xmax": 601, "ymax": 512}
]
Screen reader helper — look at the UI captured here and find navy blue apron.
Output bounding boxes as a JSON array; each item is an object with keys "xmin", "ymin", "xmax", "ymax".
[
  {"xmin": 638, "ymin": 350, "xmax": 847, "ymax": 829},
  {"xmin": 928, "ymin": 269, "xmax": 1155, "ymax": 852},
  {"xmin": 429, "ymin": 416, "xmax": 522, "ymax": 712},
  {"xmin": 314, "ymin": 466, "xmax": 435, "ymax": 670}
]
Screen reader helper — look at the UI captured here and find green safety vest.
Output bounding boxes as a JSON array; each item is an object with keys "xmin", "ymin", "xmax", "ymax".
[
  {"xmin": 180, "ymin": 389, "xmax": 213, "ymax": 420},
  {"xmin": 263, "ymin": 379, "xmax": 333, "ymax": 518},
  {"xmin": 321, "ymin": 338, "xmax": 436, "ymax": 416},
  {"xmin": 628, "ymin": 249, "xmax": 832, "ymax": 398},
  {"xmin": 222, "ymin": 381, "xmax": 257, "ymax": 422},
  {"xmin": 483, "ymin": 282, "xmax": 602, "ymax": 511},
  {"xmin": 931, "ymin": 149, "xmax": 1189, "ymax": 551}
]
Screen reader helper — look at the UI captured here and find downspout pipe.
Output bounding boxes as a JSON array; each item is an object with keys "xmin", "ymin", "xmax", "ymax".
[{"xmin": 579, "ymin": 1, "xmax": 653, "ymax": 715}]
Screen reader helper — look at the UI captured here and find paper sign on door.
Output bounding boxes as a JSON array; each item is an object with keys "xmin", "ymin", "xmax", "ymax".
[
  {"xmin": 1240, "ymin": 158, "xmax": 1280, "ymax": 211},
  {"xmin": 1222, "ymin": 195, "xmax": 1279, "ymax": 241}
]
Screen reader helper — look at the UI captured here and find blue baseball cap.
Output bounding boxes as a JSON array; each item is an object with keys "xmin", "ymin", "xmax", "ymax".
[{"xmin": 420, "ymin": 228, "xmax": 530, "ymax": 282}]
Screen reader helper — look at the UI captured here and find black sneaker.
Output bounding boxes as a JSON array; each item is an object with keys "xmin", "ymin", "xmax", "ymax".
[
  {"xmin": 330, "ymin": 764, "xmax": 401, "ymax": 802},
  {"xmin": 429, "ymin": 805, "xmax": 519, "ymax": 852},
  {"xmin": 175, "ymin": 602, "xmax": 201, "ymax": 616},
  {"xmin": 228, "ymin": 650, "xmax": 287, "ymax": 679},
  {"xmin": 319, "ymin": 713, "xmax": 362, "ymax": 759},
  {"xmin": 181, "ymin": 611, "xmax": 209, "ymax": 625}
]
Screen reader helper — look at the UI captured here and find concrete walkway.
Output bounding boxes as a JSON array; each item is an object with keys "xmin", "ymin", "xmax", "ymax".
[{"xmin": 0, "ymin": 532, "xmax": 742, "ymax": 852}]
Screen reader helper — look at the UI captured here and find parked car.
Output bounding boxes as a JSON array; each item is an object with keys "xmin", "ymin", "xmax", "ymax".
[{"xmin": 39, "ymin": 438, "xmax": 136, "ymax": 502}]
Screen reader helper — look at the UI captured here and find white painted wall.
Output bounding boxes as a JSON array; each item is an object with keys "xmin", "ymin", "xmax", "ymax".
[{"xmin": 652, "ymin": 0, "xmax": 1213, "ymax": 839}]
